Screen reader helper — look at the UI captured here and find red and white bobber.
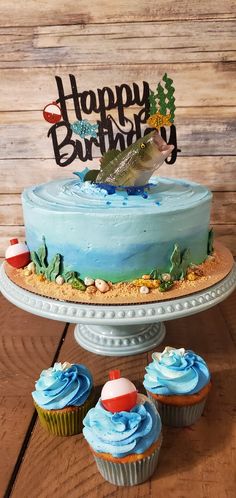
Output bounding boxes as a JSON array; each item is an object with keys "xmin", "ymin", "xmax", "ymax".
[
  {"xmin": 101, "ymin": 370, "xmax": 138, "ymax": 413},
  {"xmin": 5, "ymin": 239, "xmax": 30, "ymax": 269},
  {"xmin": 43, "ymin": 102, "xmax": 62, "ymax": 124}
]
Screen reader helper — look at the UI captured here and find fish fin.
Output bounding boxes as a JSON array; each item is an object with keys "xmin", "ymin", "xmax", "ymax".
[
  {"xmin": 100, "ymin": 149, "xmax": 121, "ymax": 170},
  {"xmin": 84, "ymin": 169, "xmax": 100, "ymax": 182}
]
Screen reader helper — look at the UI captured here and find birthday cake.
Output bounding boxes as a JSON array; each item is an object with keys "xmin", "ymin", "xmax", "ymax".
[{"xmin": 4, "ymin": 74, "xmax": 234, "ymax": 304}]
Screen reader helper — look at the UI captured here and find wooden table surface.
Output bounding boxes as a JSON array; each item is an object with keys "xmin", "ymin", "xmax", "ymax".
[{"xmin": 0, "ymin": 290, "xmax": 235, "ymax": 498}]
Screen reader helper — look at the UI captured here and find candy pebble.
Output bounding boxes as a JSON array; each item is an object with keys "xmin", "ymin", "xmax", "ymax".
[
  {"xmin": 55, "ymin": 275, "xmax": 65, "ymax": 285},
  {"xmin": 84, "ymin": 276, "xmax": 95, "ymax": 286},
  {"xmin": 27, "ymin": 262, "xmax": 36, "ymax": 273},
  {"xmin": 140, "ymin": 286, "xmax": 150, "ymax": 294},
  {"xmin": 95, "ymin": 279, "xmax": 110, "ymax": 293}
]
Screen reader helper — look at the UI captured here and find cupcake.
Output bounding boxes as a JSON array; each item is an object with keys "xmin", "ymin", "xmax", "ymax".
[
  {"xmin": 32, "ymin": 361, "xmax": 94, "ymax": 436},
  {"xmin": 83, "ymin": 370, "xmax": 162, "ymax": 486},
  {"xmin": 143, "ymin": 346, "xmax": 211, "ymax": 427}
]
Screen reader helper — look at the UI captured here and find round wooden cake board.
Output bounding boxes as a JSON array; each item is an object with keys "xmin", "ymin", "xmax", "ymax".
[{"xmin": 3, "ymin": 241, "xmax": 234, "ymax": 305}]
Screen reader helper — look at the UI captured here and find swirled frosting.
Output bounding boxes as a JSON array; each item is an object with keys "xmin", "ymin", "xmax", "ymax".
[
  {"xmin": 83, "ymin": 395, "xmax": 161, "ymax": 457},
  {"xmin": 22, "ymin": 177, "xmax": 211, "ymax": 213},
  {"xmin": 143, "ymin": 347, "xmax": 210, "ymax": 396},
  {"xmin": 32, "ymin": 362, "xmax": 93, "ymax": 409}
]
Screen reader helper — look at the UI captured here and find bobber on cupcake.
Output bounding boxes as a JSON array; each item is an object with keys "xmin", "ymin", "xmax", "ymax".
[
  {"xmin": 101, "ymin": 369, "xmax": 137, "ymax": 413},
  {"xmin": 5, "ymin": 238, "xmax": 30, "ymax": 269},
  {"xmin": 83, "ymin": 370, "xmax": 163, "ymax": 486}
]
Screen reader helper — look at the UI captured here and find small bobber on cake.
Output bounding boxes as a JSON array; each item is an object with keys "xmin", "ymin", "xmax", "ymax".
[
  {"xmin": 101, "ymin": 369, "xmax": 138, "ymax": 413},
  {"xmin": 83, "ymin": 370, "xmax": 162, "ymax": 486},
  {"xmin": 5, "ymin": 238, "xmax": 30, "ymax": 269}
]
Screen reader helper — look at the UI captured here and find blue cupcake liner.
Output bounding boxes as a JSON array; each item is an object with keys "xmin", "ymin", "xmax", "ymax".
[
  {"xmin": 147, "ymin": 392, "xmax": 207, "ymax": 427},
  {"xmin": 93, "ymin": 436, "xmax": 162, "ymax": 486}
]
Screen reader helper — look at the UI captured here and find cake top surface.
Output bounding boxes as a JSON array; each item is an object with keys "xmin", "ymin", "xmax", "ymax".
[{"xmin": 22, "ymin": 176, "xmax": 212, "ymax": 214}]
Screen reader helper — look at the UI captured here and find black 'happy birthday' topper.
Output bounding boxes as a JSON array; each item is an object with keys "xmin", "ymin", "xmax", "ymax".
[{"xmin": 43, "ymin": 74, "xmax": 180, "ymax": 167}]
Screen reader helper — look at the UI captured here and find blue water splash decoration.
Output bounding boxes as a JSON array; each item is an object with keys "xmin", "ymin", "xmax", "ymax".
[
  {"xmin": 70, "ymin": 120, "xmax": 98, "ymax": 138},
  {"xmin": 95, "ymin": 183, "xmax": 116, "ymax": 195},
  {"xmin": 95, "ymin": 183, "xmax": 153, "ymax": 197}
]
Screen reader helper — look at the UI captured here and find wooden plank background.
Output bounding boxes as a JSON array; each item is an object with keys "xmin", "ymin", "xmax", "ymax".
[{"xmin": 0, "ymin": 1, "xmax": 236, "ymax": 261}]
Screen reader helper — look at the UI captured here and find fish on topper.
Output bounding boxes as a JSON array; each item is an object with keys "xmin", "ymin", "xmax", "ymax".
[{"xmin": 70, "ymin": 119, "xmax": 98, "ymax": 138}]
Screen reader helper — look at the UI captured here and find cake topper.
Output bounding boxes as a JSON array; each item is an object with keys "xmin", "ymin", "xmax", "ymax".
[
  {"xmin": 70, "ymin": 120, "xmax": 98, "ymax": 138},
  {"xmin": 43, "ymin": 74, "xmax": 180, "ymax": 169},
  {"xmin": 43, "ymin": 102, "xmax": 62, "ymax": 124}
]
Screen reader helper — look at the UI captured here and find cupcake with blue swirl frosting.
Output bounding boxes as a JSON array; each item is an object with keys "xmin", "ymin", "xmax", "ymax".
[
  {"xmin": 143, "ymin": 347, "xmax": 211, "ymax": 427},
  {"xmin": 83, "ymin": 370, "xmax": 162, "ymax": 486},
  {"xmin": 32, "ymin": 361, "xmax": 94, "ymax": 436}
]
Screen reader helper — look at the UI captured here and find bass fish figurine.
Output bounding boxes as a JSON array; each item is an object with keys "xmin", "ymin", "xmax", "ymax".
[{"xmin": 96, "ymin": 130, "xmax": 174, "ymax": 187}]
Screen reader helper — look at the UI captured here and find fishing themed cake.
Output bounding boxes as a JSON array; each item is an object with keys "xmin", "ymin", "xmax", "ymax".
[{"xmin": 4, "ymin": 73, "xmax": 234, "ymax": 304}]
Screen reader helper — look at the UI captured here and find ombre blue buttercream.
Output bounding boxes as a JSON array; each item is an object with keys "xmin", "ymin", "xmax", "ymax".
[
  {"xmin": 32, "ymin": 362, "xmax": 93, "ymax": 410},
  {"xmin": 83, "ymin": 397, "xmax": 161, "ymax": 457},
  {"xmin": 22, "ymin": 176, "xmax": 212, "ymax": 283},
  {"xmin": 143, "ymin": 347, "xmax": 210, "ymax": 396}
]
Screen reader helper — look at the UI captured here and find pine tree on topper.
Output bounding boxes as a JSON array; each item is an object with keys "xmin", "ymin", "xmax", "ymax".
[{"xmin": 101, "ymin": 370, "xmax": 137, "ymax": 413}]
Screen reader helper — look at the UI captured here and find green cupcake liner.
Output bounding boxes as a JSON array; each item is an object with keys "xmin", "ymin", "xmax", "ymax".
[{"xmin": 35, "ymin": 390, "xmax": 94, "ymax": 436}]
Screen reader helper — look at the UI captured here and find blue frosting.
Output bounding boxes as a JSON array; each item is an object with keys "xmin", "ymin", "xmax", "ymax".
[
  {"xmin": 143, "ymin": 347, "xmax": 210, "ymax": 396},
  {"xmin": 83, "ymin": 397, "xmax": 161, "ymax": 457},
  {"xmin": 22, "ymin": 176, "xmax": 212, "ymax": 283},
  {"xmin": 32, "ymin": 362, "xmax": 93, "ymax": 410}
]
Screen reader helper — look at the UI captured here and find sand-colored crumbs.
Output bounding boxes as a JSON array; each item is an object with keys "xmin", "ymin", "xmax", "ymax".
[{"xmin": 5, "ymin": 241, "xmax": 234, "ymax": 305}]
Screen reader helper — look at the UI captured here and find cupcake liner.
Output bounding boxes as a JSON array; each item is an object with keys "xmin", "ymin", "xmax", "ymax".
[
  {"xmin": 35, "ymin": 391, "xmax": 94, "ymax": 436},
  {"xmin": 93, "ymin": 440, "xmax": 162, "ymax": 486},
  {"xmin": 147, "ymin": 392, "xmax": 207, "ymax": 427}
]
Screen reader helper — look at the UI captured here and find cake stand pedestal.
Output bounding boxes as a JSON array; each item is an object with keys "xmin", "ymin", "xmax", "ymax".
[{"xmin": 0, "ymin": 263, "xmax": 236, "ymax": 356}]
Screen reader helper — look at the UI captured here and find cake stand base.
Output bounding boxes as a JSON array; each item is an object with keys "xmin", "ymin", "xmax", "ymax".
[
  {"xmin": 74, "ymin": 322, "xmax": 166, "ymax": 356},
  {"xmin": 1, "ymin": 262, "xmax": 236, "ymax": 356}
]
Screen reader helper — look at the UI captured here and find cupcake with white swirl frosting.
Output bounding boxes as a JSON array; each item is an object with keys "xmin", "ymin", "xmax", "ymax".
[
  {"xmin": 32, "ymin": 361, "xmax": 94, "ymax": 436},
  {"xmin": 83, "ymin": 370, "xmax": 162, "ymax": 486},
  {"xmin": 143, "ymin": 347, "xmax": 211, "ymax": 427}
]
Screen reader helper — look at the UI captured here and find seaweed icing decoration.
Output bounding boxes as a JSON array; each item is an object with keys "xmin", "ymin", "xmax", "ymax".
[
  {"xmin": 149, "ymin": 267, "xmax": 174, "ymax": 292},
  {"xmin": 170, "ymin": 244, "xmax": 191, "ymax": 280},
  {"xmin": 30, "ymin": 238, "xmax": 86, "ymax": 290},
  {"xmin": 30, "ymin": 237, "xmax": 61, "ymax": 281},
  {"xmin": 46, "ymin": 254, "xmax": 61, "ymax": 281},
  {"xmin": 149, "ymin": 268, "xmax": 161, "ymax": 280},
  {"xmin": 169, "ymin": 244, "xmax": 181, "ymax": 280},
  {"xmin": 207, "ymin": 228, "xmax": 214, "ymax": 255},
  {"xmin": 159, "ymin": 280, "xmax": 174, "ymax": 292},
  {"xmin": 180, "ymin": 248, "xmax": 191, "ymax": 278},
  {"xmin": 64, "ymin": 271, "xmax": 86, "ymax": 291}
]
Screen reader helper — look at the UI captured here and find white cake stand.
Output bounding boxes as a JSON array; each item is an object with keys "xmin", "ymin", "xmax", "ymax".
[{"xmin": 0, "ymin": 263, "xmax": 236, "ymax": 356}]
